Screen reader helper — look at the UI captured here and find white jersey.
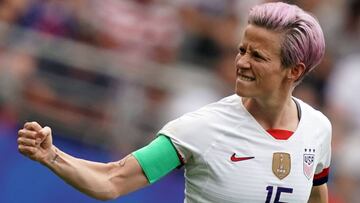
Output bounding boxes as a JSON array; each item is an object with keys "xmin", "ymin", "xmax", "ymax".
[{"xmin": 158, "ymin": 94, "xmax": 331, "ymax": 203}]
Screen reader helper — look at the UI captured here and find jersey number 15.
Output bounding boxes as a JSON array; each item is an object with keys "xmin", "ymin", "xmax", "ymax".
[{"xmin": 265, "ymin": 186, "xmax": 293, "ymax": 203}]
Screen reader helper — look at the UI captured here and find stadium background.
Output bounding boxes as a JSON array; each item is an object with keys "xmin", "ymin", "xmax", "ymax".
[{"xmin": 1, "ymin": 0, "xmax": 360, "ymax": 202}]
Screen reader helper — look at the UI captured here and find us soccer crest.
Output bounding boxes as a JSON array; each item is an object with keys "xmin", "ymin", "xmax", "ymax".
[
  {"xmin": 303, "ymin": 148, "xmax": 315, "ymax": 179},
  {"xmin": 272, "ymin": 152, "xmax": 291, "ymax": 180}
]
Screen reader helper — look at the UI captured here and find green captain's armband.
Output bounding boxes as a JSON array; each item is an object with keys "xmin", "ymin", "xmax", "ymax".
[{"xmin": 132, "ymin": 135, "xmax": 181, "ymax": 184}]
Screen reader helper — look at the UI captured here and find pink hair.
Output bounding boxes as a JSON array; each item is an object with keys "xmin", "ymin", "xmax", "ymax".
[{"xmin": 248, "ymin": 2, "xmax": 325, "ymax": 81}]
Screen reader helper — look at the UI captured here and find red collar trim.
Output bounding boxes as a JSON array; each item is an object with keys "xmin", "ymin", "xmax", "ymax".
[{"xmin": 266, "ymin": 129, "xmax": 294, "ymax": 140}]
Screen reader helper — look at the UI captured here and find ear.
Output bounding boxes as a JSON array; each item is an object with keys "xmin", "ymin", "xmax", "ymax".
[{"xmin": 287, "ymin": 63, "xmax": 306, "ymax": 81}]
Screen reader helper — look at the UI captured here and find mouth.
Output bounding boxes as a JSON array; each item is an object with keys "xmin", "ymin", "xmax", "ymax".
[
  {"xmin": 238, "ymin": 74, "xmax": 256, "ymax": 81},
  {"xmin": 237, "ymin": 69, "xmax": 256, "ymax": 81}
]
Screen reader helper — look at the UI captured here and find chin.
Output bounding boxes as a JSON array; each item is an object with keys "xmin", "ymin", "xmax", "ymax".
[
  {"xmin": 235, "ymin": 88, "xmax": 246, "ymax": 97},
  {"xmin": 235, "ymin": 86, "xmax": 254, "ymax": 98}
]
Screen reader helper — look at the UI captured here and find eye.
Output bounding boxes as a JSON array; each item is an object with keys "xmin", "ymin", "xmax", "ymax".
[
  {"xmin": 239, "ymin": 47, "xmax": 246, "ymax": 55},
  {"xmin": 252, "ymin": 51, "xmax": 264, "ymax": 60}
]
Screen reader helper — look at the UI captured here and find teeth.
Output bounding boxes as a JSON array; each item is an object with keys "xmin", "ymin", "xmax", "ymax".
[
  {"xmin": 236, "ymin": 68, "xmax": 255, "ymax": 81},
  {"xmin": 239, "ymin": 75, "xmax": 255, "ymax": 81}
]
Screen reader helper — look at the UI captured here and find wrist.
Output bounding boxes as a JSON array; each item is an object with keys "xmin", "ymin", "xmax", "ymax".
[{"xmin": 42, "ymin": 146, "xmax": 59, "ymax": 167}]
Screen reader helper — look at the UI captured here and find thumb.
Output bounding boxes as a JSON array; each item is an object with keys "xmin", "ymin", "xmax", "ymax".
[
  {"xmin": 38, "ymin": 126, "xmax": 53, "ymax": 149},
  {"xmin": 37, "ymin": 126, "xmax": 52, "ymax": 142}
]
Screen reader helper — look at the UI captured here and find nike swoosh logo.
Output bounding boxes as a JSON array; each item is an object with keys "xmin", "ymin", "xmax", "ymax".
[{"xmin": 230, "ymin": 153, "xmax": 254, "ymax": 162}]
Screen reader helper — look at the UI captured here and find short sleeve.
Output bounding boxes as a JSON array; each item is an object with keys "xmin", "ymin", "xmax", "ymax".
[
  {"xmin": 157, "ymin": 107, "xmax": 220, "ymax": 164},
  {"xmin": 313, "ymin": 120, "xmax": 332, "ymax": 186}
]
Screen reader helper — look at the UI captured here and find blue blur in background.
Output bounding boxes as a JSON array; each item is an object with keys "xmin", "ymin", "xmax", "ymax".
[{"xmin": 0, "ymin": 123, "xmax": 185, "ymax": 203}]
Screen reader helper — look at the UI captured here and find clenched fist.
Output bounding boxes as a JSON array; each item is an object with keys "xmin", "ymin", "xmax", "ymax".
[{"xmin": 18, "ymin": 122, "xmax": 54, "ymax": 163}]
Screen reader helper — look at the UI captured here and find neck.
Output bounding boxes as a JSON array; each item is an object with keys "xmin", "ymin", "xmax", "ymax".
[{"xmin": 242, "ymin": 95, "xmax": 299, "ymax": 131}]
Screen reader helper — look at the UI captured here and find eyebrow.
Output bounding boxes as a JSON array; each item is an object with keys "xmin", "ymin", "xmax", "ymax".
[{"xmin": 238, "ymin": 43, "xmax": 273, "ymax": 61}]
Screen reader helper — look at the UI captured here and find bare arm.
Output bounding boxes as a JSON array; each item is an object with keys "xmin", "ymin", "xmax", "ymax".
[
  {"xmin": 18, "ymin": 122, "xmax": 148, "ymax": 200},
  {"xmin": 308, "ymin": 184, "xmax": 328, "ymax": 203}
]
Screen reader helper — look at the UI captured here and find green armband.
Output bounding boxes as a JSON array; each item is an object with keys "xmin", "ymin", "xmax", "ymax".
[{"xmin": 132, "ymin": 135, "xmax": 181, "ymax": 184}]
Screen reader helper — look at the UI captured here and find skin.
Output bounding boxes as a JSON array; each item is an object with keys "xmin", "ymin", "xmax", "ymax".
[
  {"xmin": 309, "ymin": 184, "xmax": 329, "ymax": 203},
  {"xmin": 235, "ymin": 24, "xmax": 304, "ymax": 131},
  {"xmin": 17, "ymin": 122, "xmax": 148, "ymax": 200},
  {"xmin": 17, "ymin": 24, "xmax": 328, "ymax": 202}
]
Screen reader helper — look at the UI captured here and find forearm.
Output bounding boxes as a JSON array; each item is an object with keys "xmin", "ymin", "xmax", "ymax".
[
  {"xmin": 42, "ymin": 146, "xmax": 118, "ymax": 200},
  {"xmin": 18, "ymin": 122, "xmax": 147, "ymax": 200}
]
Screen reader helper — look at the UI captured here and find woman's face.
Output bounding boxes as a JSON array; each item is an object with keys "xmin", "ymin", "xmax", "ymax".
[{"xmin": 235, "ymin": 24, "xmax": 291, "ymax": 100}]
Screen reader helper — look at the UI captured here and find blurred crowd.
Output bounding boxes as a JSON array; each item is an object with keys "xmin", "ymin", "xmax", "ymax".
[{"xmin": 0, "ymin": 0, "xmax": 360, "ymax": 202}]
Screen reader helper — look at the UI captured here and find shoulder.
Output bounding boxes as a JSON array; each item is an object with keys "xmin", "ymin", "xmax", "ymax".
[
  {"xmin": 202, "ymin": 94, "xmax": 243, "ymax": 114},
  {"xmin": 158, "ymin": 95, "xmax": 241, "ymax": 157},
  {"xmin": 184, "ymin": 94, "xmax": 241, "ymax": 117},
  {"xmin": 159, "ymin": 94, "xmax": 242, "ymax": 135},
  {"xmin": 295, "ymin": 97, "xmax": 332, "ymax": 134}
]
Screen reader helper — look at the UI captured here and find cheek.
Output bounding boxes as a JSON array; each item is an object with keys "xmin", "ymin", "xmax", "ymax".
[
  {"xmin": 252, "ymin": 63, "xmax": 268, "ymax": 78},
  {"xmin": 263, "ymin": 69, "xmax": 288, "ymax": 88},
  {"xmin": 256, "ymin": 64, "xmax": 283, "ymax": 83}
]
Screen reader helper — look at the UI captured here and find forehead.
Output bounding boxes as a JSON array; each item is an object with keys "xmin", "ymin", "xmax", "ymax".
[{"xmin": 240, "ymin": 24, "xmax": 282, "ymax": 55}]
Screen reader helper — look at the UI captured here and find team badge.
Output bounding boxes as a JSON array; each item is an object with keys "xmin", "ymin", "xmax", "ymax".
[
  {"xmin": 303, "ymin": 148, "xmax": 315, "ymax": 179},
  {"xmin": 272, "ymin": 152, "xmax": 291, "ymax": 180}
]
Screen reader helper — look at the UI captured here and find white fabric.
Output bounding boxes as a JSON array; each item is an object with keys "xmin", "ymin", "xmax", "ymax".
[{"xmin": 159, "ymin": 94, "xmax": 331, "ymax": 203}]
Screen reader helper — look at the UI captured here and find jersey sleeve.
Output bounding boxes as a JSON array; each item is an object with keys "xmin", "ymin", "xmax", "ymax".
[
  {"xmin": 313, "ymin": 119, "xmax": 332, "ymax": 186},
  {"xmin": 157, "ymin": 107, "xmax": 219, "ymax": 164}
]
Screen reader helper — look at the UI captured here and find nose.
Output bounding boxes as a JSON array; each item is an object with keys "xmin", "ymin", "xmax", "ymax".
[{"xmin": 235, "ymin": 53, "xmax": 251, "ymax": 69}]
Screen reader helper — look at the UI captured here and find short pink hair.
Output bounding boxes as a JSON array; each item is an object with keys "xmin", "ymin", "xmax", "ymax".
[{"xmin": 248, "ymin": 2, "xmax": 325, "ymax": 81}]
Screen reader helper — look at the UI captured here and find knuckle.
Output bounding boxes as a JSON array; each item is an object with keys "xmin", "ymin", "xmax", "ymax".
[
  {"xmin": 18, "ymin": 129, "xmax": 24, "ymax": 135},
  {"xmin": 18, "ymin": 131, "xmax": 26, "ymax": 138}
]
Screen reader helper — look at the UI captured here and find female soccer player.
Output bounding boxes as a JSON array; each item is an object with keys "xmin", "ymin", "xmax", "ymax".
[{"xmin": 18, "ymin": 2, "xmax": 330, "ymax": 202}]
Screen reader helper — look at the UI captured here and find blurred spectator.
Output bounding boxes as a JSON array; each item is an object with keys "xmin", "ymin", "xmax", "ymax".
[
  {"xmin": 0, "ymin": 0, "xmax": 30, "ymax": 23},
  {"xmin": 162, "ymin": 63, "xmax": 226, "ymax": 121},
  {"xmin": 294, "ymin": 51, "xmax": 335, "ymax": 109},
  {"xmin": 0, "ymin": 51, "xmax": 38, "ymax": 126},
  {"xmin": 110, "ymin": 81, "xmax": 171, "ymax": 154},
  {"xmin": 17, "ymin": 0, "xmax": 99, "ymax": 45},
  {"xmin": 215, "ymin": 49, "xmax": 237, "ymax": 96},
  {"xmin": 88, "ymin": 0, "xmax": 183, "ymax": 64},
  {"xmin": 326, "ymin": 54, "xmax": 360, "ymax": 134},
  {"xmin": 324, "ymin": 53, "xmax": 360, "ymax": 203},
  {"xmin": 176, "ymin": 0, "xmax": 244, "ymax": 69},
  {"xmin": 332, "ymin": 133, "xmax": 360, "ymax": 203},
  {"xmin": 334, "ymin": 0, "xmax": 360, "ymax": 56},
  {"xmin": 18, "ymin": 0, "xmax": 74, "ymax": 37}
]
